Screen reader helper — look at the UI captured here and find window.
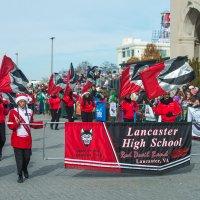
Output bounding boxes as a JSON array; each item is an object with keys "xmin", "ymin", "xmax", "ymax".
[
  {"xmin": 122, "ymin": 51, "xmax": 126, "ymax": 58},
  {"xmin": 131, "ymin": 49, "xmax": 134, "ymax": 56},
  {"xmin": 127, "ymin": 50, "xmax": 130, "ymax": 57}
]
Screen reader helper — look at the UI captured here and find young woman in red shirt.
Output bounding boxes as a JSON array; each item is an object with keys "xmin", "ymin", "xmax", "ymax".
[
  {"xmin": 63, "ymin": 91, "xmax": 75, "ymax": 122},
  {"xmin": 48, "ymin": 94, "xmax": 61, "ymax": 130},
  {"xmin": 81, "ymin": 92, "xmax": 95, "ymax": 122},
  {"xmin": 120, "ymin": 95, "xmax": 139, "ymax": 122},
  {"xmin": 7, "ymin": 94, "xmax": 43, "ymax": 183}
]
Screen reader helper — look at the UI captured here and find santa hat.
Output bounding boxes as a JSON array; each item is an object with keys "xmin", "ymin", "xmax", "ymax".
[
  {"xmin": 15, "ymin": 94, "xmax": 28, "ymax": 104},
  {"xmin": 189, "ymin": 85, "xmax": 195, "ymax": 90},
  {"xmin": 82, "ymin": 91, "xmax": 90, "ymax": 97}
]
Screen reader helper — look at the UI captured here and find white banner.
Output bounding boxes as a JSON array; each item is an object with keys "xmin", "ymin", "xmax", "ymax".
[{"xmin": 187, "ymin": 107, "xmax": 200, "ymax": 138}]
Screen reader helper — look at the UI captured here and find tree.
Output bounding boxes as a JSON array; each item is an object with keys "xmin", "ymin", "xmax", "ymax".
[
  {"xmin": 127, "ymin": 56, "xmax": 140, "ymax": 64},
  {"xmin": 189, "ymin": 58, "xmax": 200, "ymax": 86},
  {"xmin": 76, "ymin": 61, "xmax": 92, "ymax": 75},
  {"xmin": 101, "ymin": 61, "xmax": 117, "ymax": 69},
  {"xmin": 141, "ymin": 44, "xmax": 162, "ymax": 61}
]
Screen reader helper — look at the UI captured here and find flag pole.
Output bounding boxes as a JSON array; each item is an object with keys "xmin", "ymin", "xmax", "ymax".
[
  {"xmin": 15, "ymin": 52, "xmax": 18, "ymax": 66},
  {"xmin": 50, "ymin": 37, "xmax": 55, "ymax": 75}
]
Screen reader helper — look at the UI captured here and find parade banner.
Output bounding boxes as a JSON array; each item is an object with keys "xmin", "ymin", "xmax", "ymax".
[
  {"xmin": 65, "ymin": 122, "xmax": 192, "ymax": 173},
  {"xmin": 187, "ymin": 107, "xmax": 200, "ymax": 139},
  {"xmin": 95, "ymin": 102, "xmax": 106, "ymax": 122}
]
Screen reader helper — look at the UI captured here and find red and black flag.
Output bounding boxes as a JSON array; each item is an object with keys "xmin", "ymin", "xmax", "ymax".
[
  {"xmin": 140, "ymin": 56, "xmax": 195, "ymax": 99},
  {"xmin": 81, "ymin": 66, "xmax": 99, "ymax": 94},
  {"xmin": 119, "ymin": 60, "xmax": 157, "ymax": 98},
  {"xmin": 63, "ymin": 63, "xmax": 79, "ymax": 95},
  {"xmin": 47, "ymin": 73, "xmax": 66, "ymax": 95},
  {"xmin": 0, "ymin": 55, "xmax": 29, "ymax": 94}
]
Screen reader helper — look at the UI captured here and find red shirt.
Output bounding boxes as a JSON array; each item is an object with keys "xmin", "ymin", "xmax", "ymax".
[
  {"xmin": 121, "ymin": 100, "xmax": 139, "ymax": 120},
  {"xmin": 81, "ymin": 100, "xmax": 95, "ymax": 113},
  {"xmin": 63, "ymin": 95, "xmax": 74, "ymax": 107},
  {"xmin": 154, "ymin": 101, "xmax": 182, "ymax": 122},
  {"xmin": 48, "ymin": 97, "xmax": 61, "ymax": 110}
]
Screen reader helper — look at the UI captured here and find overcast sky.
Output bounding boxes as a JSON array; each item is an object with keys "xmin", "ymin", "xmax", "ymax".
[{"xmin": 0, "ymin": 0, "xmax": 170, "ymax": 80}]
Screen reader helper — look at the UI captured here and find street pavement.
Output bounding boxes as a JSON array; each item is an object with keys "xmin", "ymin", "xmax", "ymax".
[{"xmin": 0, "ymin": 114, "xmax": 200, "ymax": 200}]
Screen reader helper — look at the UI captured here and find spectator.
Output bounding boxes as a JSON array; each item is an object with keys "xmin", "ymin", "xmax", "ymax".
[
  {"xmin": 81, "ymin": 92, "xmax": 95, "ymax": 122},
  {"xmin": 120, "ymin": 95, "xmax": 139, "ymax": 122},
  {"xmin": 154, "ymin": 93, "xmax": 182, "ymax": 123}
]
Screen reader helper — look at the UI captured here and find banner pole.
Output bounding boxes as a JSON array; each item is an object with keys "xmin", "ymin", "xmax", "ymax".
[{"xmin": 42, "ymin": 123, "xmax": 46, "ymax": 160}]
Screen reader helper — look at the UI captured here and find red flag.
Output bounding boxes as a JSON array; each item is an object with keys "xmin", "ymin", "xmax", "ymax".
[
  {"xmin": 0, "ymin": 55, "xmax": 14, "ymax": 78},
  {"xmin": 63, "ymin": 83, "xmax": 72, "ymax": 96},
  {"xmin": 47, "ymin": 74, "xmax": 63, "ymax": 95},
  {"xmin": 0, "ymin": 55, "xmax": 29, "ymax": 93},
  {"xmin": 82, "ymin": 81, "xmax": 93, "ymax": 94},
  {"xmin": 140, "ymin": 62, "xmax": 166, "ymax": 99},
  {"xmin": 119, "ymin": 65, "xmax": 140, "ymax": 98}
]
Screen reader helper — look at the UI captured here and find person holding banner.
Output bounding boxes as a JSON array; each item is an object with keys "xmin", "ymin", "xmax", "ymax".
[
  {"xmin": 48, "ymin": 94, "xmax": 61, "ymax": 130},
  {"xmin": 7, "ymin": 94, "xmax": 43, "ymax": 183},
  {"xmin": 154, "ymin": 93, "xmax": 182, "ymax": 123},
  {"xmin": 120, "ymin": 95, "xmax": 139, "ymax": 122},
  {"xmin": 81, "ymin": 92, "xmax": 95, "ymax": 122},
  {"xmin": 0, "ymin": 94, "xmax": 9, "ymax": 161},
  {"xmin": 63, "ymin": 91, "xmax": 75, "ymax": 122}
]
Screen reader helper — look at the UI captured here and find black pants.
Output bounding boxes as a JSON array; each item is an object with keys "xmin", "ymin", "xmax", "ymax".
[
  {"xmin": 66, "ymin": 106, "xmax": 74, "ymax": 122},
  {"xmin": 0, "ymin": 123, "xmax": 6, "ymax": 155},
  {"xmin": 124, "ymin": 118, "xmax": 134, "ymax": 123},
  {"xmin": 14, "ymin": 148, "xmax": 31, "ymax": 176},
  {"xmin": 81, "ymin": 112, "xmax": 94, "ymax": 122},
  {"xmin": 50, "ymin": 109, "xmax": 61, "ymax": 129}
]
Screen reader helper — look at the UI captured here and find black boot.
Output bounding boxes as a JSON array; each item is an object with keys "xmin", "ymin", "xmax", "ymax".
[
  {"xmin": 23, "ymin": 170, "xmax": 29, "ymax": 179},
  {"xmin": 50, "ymin": 124, "xmax": 54, "ymax": 130},
  {"xmin": 17, "ymin": 175, "xmax": 24, "ymax": 183},
  {"xmin": 55, "ymin": 124, "xmax": 59, "ymax": 130}
]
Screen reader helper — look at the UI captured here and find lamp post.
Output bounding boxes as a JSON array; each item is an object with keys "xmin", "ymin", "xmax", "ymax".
[
  {"xmin": 50, "ymin": 37, "xmax": 55, "ymax": 75},
  {"xmin": 15, "ymin": 52, "xmax": 18, "ymax": 66}
]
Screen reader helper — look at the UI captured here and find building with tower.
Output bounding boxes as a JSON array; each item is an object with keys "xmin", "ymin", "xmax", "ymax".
[
  {"xmin": 116, "ymin": 11, "xmax": 170, "ymax": 67},
  {"xmin": 170, "ymin": 0, "xmax": 200, "ymax": 59}
]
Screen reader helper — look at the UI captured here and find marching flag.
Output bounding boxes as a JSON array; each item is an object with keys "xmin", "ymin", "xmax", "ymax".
[
  {"xmin": 119, "ymin": 60, "xmax": 157, "ymax": 98},
  {"xmin": 3, "ymin": 92, "xmax": 17, "ymax": 107},
  {"xmin": 47, "ymin": 73, "xmax": 66, "ymax": 95},
  {"xmin": 0, "ymin": 55, "xmax": 29, "ymax": 93},
  {"xmin": 81, "ymin": 66, "xmax": 99, "ymax": 94},
  {"xmin": 82, "ymin": 81, "xmax": 93, "ymax": 94},
  {"xmin": 140, "ymin": 56, "xmax": 195, "ymax": 99},
  {"xmin": 63, "ymin": 63, "xmax": 79, "ymax": 93},
  {"xmin": 119, "ymin": 65, "xmax": 140, "ymax": 98},
  {"xmin": 87, "ymin": 66, "xmax": 98, "ymax": 83}
]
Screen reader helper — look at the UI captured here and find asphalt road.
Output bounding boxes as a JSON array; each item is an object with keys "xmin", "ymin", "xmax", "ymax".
[{"xmin": 0, "ymin": 115, "xmax": 200, "ymax": 200}]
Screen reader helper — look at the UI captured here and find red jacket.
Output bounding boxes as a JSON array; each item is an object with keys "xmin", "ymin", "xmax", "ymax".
[
  {"xmin": 0, "ymin": 101, "xmax": 9, "ymax": 123},
  {"xmin": 121, "ymin": 100, "xmax": 139, "ymax": 120},
  {"xmin": 63, "ymin": 95, "xmax": 74, "ymax": 107},
  {"xmin": 81, "ymin": 100, "xmax": 95, "ymax": 113},
  {"xmin": 48, "ymin": 97, "xmax": 61, "ymax": 110},
  {"xmin": 154, "ymin": 101, "xmax": 182, "ymax": 122},
  {"xmin": 7, "ymin": 108, "xmax": 43, "ymax": 149}
]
